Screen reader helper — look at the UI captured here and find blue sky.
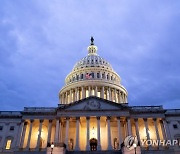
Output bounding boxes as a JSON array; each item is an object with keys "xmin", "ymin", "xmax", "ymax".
[{"xmin": 0, "ymin": 0, "xmax": 180, "ymax": 110}]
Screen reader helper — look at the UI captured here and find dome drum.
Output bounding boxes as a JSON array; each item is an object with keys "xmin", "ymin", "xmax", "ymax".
[{"xmin": 65, "ymin": 69, "xmax": 120, "ymax": 85}]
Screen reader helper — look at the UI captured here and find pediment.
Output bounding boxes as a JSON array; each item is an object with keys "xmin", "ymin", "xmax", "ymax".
[{"xmin": 59, "ymin": 96, "xmax": 128, "ymax": 111}]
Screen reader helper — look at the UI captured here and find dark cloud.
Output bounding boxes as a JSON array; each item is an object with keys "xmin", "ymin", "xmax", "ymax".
[{"xmin": 0, "ymin": 0, "xmax": 180, "ymax": 110}]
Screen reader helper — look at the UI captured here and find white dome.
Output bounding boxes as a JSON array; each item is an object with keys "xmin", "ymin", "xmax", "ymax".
[
  {"xmin": 73, "ymin": 54, "xmax": 113, "ymax": 72},
  {"xmin": 59, "ymin": 37, "xmax": 128, "ymax": 105}
]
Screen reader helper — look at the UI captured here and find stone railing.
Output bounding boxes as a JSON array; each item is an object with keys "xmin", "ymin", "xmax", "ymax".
[
  {"xmin": 166, "ymin": 109, "xmax": 180, "ymax": 115},
  {"xmin": 0, "ymin": 111, "xmax": 21, "ymax": 115},
  {"xmin": 130, "ymin": 105, "xmax": 164, "ymax": 112},
  {"xmin": 24, "ymin": 107, "xmax": 56, "ymax": 112}
]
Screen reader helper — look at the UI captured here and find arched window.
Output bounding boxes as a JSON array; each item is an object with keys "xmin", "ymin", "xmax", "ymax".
[
  {"xmin": 102, "ymin": 73, "xmax": 105, "ymax": 79},
  {"xmin": 107, "ymin": 74, "xmax": 109, "ymax": 80},
  {"xmin": 97, "ymin": 73, "xmax": 100, "ymax": 78},
  {"xmin": 5, "ymin": 136, "xmax": 14, "ymax": 150},
  {"xmin": 76, "ymin": 75, "xmax": 79, "ymax": 80},
  {"xmin": 91, "ymin": 72, "xmax": 94, "ymax": 78},
  {"xmin": 81, "ymin": 74, "xmax": 83, "ymax": 79}
]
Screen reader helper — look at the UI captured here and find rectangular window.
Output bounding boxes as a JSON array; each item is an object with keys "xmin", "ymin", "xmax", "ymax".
[
  {"xmin": 5, "ymin": 139, "xmax": 11, "ymax": 150},
  {"xmin": 173, "ymin": 124, "xmax": 178, "ymax": 129},
  {"xmin": 0, "ymin": 126, "xmax": 3, "ymax": 131},
  {"xmin": 10, "ymin": 126, "xmax": 14, "ymax": 131}
]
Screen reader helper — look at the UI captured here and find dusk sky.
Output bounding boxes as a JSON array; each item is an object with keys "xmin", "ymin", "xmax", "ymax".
[{"xmin": 0, "ymin": 0, "xmax": 180, "ymax": 111}]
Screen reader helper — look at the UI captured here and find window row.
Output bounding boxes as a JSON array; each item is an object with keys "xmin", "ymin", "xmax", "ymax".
[
  {"xmin": 67, "ymin": 72, "xmax": 117, "ymax": 84},
  {"xmin": 77, "ymin": 58, "xmax": 109, "ymax": 66},
  {"xmin": 0, "ymin": 126, "xmax": 14, "ymax": 131}
]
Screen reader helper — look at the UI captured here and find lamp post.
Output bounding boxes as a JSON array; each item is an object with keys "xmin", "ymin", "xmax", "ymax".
[
  {"xmin": 133, "ymin": 143, "xmax": 137, "ymax": 154},
  {"xmin": 51, "ymin": 142, "xmax": 54, "ymax": 154}
]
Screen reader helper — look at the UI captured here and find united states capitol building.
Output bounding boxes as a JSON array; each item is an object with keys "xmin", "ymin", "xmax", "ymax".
[{"xmin": 0, "ymin": 38, "xmax": 180, "ymax": 154}]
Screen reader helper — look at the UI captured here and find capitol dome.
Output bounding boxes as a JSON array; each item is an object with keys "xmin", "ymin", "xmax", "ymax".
[{"xmin": 59, "ymin": 37, "xmax": 128, "ymax": 104}]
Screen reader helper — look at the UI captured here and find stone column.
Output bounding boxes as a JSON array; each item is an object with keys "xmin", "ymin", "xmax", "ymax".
[
  {"xmin": 153, "ymin": 118, "xmax": 160, "ymax": 141},
  {"xmin": 88, "ymin": 86, "xmax": 91, "ymax": 97},
  {"xmin": 63, "ymin": 93, "xmax": 65, "ymax": 104},
  {"xmin": 101, "ymin": 86, "xmax": 104, "ymax": 99},
  {"xmin": 121, "ymin": 94, "xmax": 123, "ymax": 103},
  {"xmin": 73, "ymin": 90, "xmax": 75, "ymax": 102},
  {"xmin": 86, "ymin": 117, "xmax": 90, "ymax": 151},
  {"xmin": 108, "ymin": 87, "xmax": 112, "ymax": 101},
  {"xmin": 59, "ymin": 120, "xmax": 62, "ymax": 143},
  {"xmin": 107, "ymin": 117, "xmax": 112, "ymax": 150},
  {"xmin": 75, "ymin": 117, "xmax": 80, "ymax": 150},
  {"xmin": 77, "ymin": 88, "xmax": 79, "ymax": 101},
  {"xmin": 75, "ymin": 88, "xmax": 77, "ymax": 101},
  {"xmin": 144, "ymin": 118, "xmax": 150, "ymax": 140},
  {"xmin": 20, "ymin": 122, "xmax": 28, "ymax": 148},
  {"xmin": 95, "ymin": 86, "xmax": 98, "ymax": 97},
  {"xmin": 97, "ymin": 117, "xmax": 101, "ymax": 150},
  {"xmin": 127, "ymin": 117, "xmax": 132, "ymax": 135},
  {"xmin": 47, "ymin": 120, "xmax": 53, "ymax": 144},
  {"xmin": 125, "ymin": 95, "xmax": 128, "ymax": 103},
  {"xmin": 65, "ymin": 117, "xmax": 70, "ymax": 149},
  {"xmin": 162, "ymin": 119, "xmax": 171, "ymax": 140},
  {"xmin": 26, "ymin": 120, "xmax": 34, "ymax": 150},
  {"xmin": 82, "ymin": 87, "xmax": 85, "ymax": 99},
  {"xmin": 36, "ymin": 119, "xmax": 44, "ymax": 149},
  {"xmin": 55, "ymin": 119, "xmax": 60, "ymax": 143},
  {"xmin": 120, "ymin": 92, "xmax": 123, "ymax": 103},
  {"xmin": 66, "ymin": 92, "xmax": 68, "ymax": 104},
  {"xmin": 117, "ymin": 117, "xmax": 122, "ymax": 149},
  {"xmin": 134, "ymin": 119, "xmax": 140, "ymax": 143},
  {"xmin": 118, "ymin": 91, "xmax": 120, "ymax": 103},
  {"xmin": 114, "ymin": 89, "xmax": 117, "ymax": 102},
  {"xmin": 15, "ymin": 120, "xmax": 24, "ymax": 149},
  {"xmin": 70, "ymin": 89, "xmax": 72, "ymax": 103}
]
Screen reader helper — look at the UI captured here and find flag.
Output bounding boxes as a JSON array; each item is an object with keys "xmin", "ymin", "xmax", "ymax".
[{"xmin": 85, "ymin": 73, "xmax": 92, "ymax": 79}]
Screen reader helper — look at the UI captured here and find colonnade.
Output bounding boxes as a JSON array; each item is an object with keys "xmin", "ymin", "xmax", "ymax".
[
  {"xmin": 15, "ymin": 117, "xmax": 171, "ymax": 151},
  {"xmin": 60, "ymin": 86, "xmax": 127, "ymax": 104}
]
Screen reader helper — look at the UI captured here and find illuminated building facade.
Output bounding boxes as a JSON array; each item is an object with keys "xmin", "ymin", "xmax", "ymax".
[{"xmin": 0, "ymin": 38, "xmax": 180, "ymax": 154}]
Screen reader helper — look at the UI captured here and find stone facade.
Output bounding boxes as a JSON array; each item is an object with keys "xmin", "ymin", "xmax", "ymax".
[{"xmin": 0, "ymin": 38, "xmax": 180, "ymax": 154}]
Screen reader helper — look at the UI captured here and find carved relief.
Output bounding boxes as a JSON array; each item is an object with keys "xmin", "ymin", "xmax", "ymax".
[{"xmin": 83, "ymin": 100, "xmax": 101, "ymax": 110}]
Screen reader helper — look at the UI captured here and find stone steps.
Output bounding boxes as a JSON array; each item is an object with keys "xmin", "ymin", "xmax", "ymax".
[{"xmin": 66, "ymin": 150, "xmax": 122, "ymax": 154}]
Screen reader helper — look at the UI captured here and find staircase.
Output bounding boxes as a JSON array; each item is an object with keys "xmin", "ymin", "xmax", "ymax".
[{"xmin": 66, "ymin": 150, "xmax": 122, "ymax": 154}]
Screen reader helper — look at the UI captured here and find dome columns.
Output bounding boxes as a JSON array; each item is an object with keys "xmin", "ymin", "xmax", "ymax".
[{"xmin": 60, "ymin": 86, "xmax": 128, "ymax": 104}]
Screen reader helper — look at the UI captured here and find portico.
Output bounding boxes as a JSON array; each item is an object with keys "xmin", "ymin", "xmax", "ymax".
[{"xmin": 14, "ymin": 96, "xmax": 171, "ymax": 152}]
